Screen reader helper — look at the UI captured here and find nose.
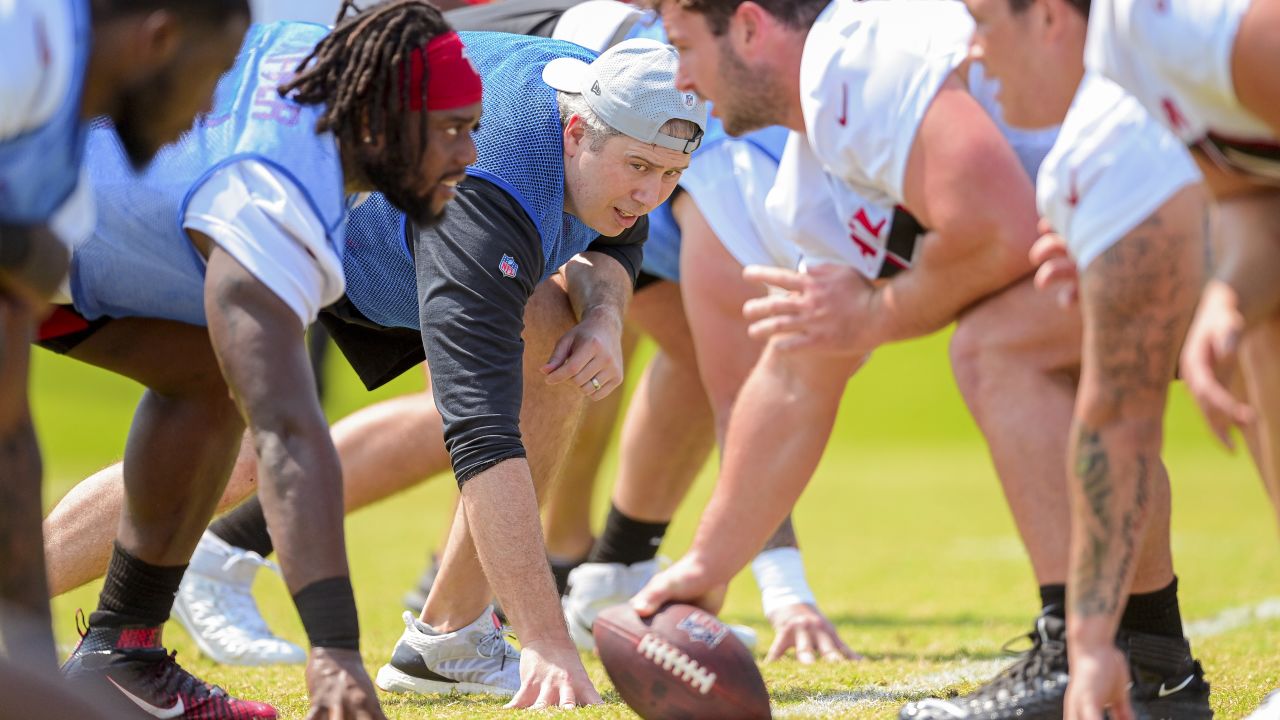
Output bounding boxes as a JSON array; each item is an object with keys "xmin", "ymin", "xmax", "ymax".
[
  {"xmin": 632, "ymin": 175, "xmax": 662, "ymax": 211},
  {"xmin": 459, "ymin": 133, "xmax": 478, "ymax": 168}
]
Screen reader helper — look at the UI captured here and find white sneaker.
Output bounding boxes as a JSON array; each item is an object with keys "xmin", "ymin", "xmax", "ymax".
[
  {"xmin": 562, "ymin": 560, "xmax": 662, "ymax": 652},
  {"xmin": 173, "ymin": 531, "xmax": 306, "ymax": 666},
  {"xmin": 562, "ymin": 559, "xmax": 758, "ymax": 651},
  {"xmin": 1246, "ymin": 690, "xmax": 1280, "ymax": 720},
  {"xmin": 375, "ymin": 607, "xmax": 520, "ymax": 697}
]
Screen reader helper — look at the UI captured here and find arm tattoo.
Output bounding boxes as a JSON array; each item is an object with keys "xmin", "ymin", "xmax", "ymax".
[{"xmin": 1069, "ymin": 202, "xmax": 1198, "ymax": 621}]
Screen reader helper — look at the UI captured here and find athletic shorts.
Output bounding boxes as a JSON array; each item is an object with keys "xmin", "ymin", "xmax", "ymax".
[
  {"xmin": 35, "ymin": 305, "xmax": 111, "ymax": 354},
  {"xmin": 1038, "ymin": 73, "xmax": 1202, "ymax": 270}
]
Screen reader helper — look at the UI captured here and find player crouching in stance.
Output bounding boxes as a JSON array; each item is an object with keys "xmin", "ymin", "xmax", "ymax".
[
  {"xmin": 0, "ymin": 0, "xmax": 248, "ymax": 671},
  {"xmin": 967, "ymin": 0, "xmax": 1280, "ymax": 718},
  {"xmin": 40, "ymin": 27, "xmax": 706, "ymax": 711},
  {"xmin": 42, "ymin": 2, "xmax": 480, "ymax": 718},
  {"xmin": 635, "ymin": 0, "xmax": 1214, "ymax": 718}
]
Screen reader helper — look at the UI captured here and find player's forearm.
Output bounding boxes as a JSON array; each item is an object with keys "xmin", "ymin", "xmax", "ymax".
[
  {"xmin": 1065, "ymin": 422, "xmax": 1157, "ymax": 649},
  {"xmin": 562, "ymin": 251, "xmax": 631, "ymax": 328},
  {"xmin": 204, "ymin": 251, "xmax": 350, "ymax": 591},
  {"xmin": 871, "ymin": 236, "xmax": 1027, "ymax": 345},
  {"xmin": 690, "ymin": 349, "xmax": 843, "ymax": 583},
  {"xmin": 0, "ymin": 427, "xmax": 57, "ymax": 668},
  {"xmin": 460, "ymin": 458, "xmax": 575, "ymax": 649}
]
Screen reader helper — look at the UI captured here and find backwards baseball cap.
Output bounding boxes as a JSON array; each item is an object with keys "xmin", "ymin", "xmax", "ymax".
[{"xmin": 542, "ymin": 38, "xmax": 708, "ymax": 154}]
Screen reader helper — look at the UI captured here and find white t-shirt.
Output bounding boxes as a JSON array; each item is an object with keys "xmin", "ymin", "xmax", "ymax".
[
  {"xmin": 1086, "ymin": 0, "xmax": 1272, "ymax": 147},
  {"xmin": 1037, "ymin": 73, "xmax": 1201, "ymax": 271},
  {"xmin": 798, "ymin": 0, "xmax": 973, "ymax": 208},
  {"xmin": 0, "ymin": 0, "xmax": 76, "ymax": 142},
  {"xmin": 183, "ymin": 160, "xmax": 347, "ymax": 327}
]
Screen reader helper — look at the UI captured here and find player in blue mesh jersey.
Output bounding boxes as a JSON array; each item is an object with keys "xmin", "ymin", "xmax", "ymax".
[
  {"xmin": 38, "ymin": 26, "xmax": 706, "ymax": 709},
  {"xmin": 34, "ymin": 2, "xmax": 485, "ymax": 718},
  {"xmin": 0, "ymin": 0, "xmax": 248, "ymax": 675}
]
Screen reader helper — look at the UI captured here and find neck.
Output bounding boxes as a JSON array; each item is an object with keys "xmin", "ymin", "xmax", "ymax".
[
  {"xmin": 80, "ymin": 25, "xmax": 123, "ymax": 120},
  {"xmin": 778, "ymin": 31, "xmax": 808, "ymax": 134}
]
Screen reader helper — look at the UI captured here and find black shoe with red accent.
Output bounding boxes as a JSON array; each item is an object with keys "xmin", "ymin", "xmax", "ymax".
[{"xmin": 62, "ymin": 618, "xmax": 277, "ymax": 719}]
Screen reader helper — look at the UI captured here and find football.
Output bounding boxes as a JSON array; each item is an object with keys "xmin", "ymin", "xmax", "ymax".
[{"xmin": 594, "ymin": 603, "xmax": 772, "ymax": 720}]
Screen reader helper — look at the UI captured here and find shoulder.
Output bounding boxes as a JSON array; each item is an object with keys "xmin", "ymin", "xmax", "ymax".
[{"xmin": 0, "ymin": 0, "xmax": 77, "ymax": 140}]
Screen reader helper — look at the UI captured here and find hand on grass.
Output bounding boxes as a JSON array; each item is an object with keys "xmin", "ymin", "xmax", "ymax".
[
  {"xmin": 304, "ymin": 648, "xmax": 386, "ymax": 720},
  {"xmin": 505, "ymin": 642, "xmax": 601, "ymax": 709},
  {"xmin": 765, "ymin": 603, "xmax": 861, "ymax": 664},
  {"xmin": 1064, "ymin": 644, "xmax": 1133, "ymax": 720}
]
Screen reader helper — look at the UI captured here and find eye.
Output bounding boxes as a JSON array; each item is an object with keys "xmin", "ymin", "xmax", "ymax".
[
  {"xmin": 664, "ymin": 168, "xmax": 684, "ymax": 178},
  {"xmin": 631, "ymin": 163, "xmax": 648, "ymax": 172}
]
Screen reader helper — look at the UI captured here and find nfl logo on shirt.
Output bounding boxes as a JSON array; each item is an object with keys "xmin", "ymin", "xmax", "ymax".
[{"xmin": 499, "ymin": 254, "xmax": 519, "ymax": 278}]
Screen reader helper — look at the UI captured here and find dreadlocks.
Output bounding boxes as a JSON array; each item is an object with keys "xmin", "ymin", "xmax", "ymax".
[{"xmin": 280, "ymin": 0, "xmax": 453, "ymax": 224}]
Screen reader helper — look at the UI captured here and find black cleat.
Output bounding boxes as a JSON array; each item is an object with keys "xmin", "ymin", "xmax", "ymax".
[
  {"xmin": 899, "ymin": 610, "xmax": 1070, "ymax": 720},
  {"xmin": 62, "ymin": 617, "xmax": 277, "ymax": 719},
  {"xmin": 1122, "ymin": 630, "xmax": 1213, "ymax": 720}
]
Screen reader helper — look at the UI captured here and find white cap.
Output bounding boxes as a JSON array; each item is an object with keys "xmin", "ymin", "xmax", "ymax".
[{"xmin": 542, "ymin": 38, "xmax": 708, "ymax": 154}]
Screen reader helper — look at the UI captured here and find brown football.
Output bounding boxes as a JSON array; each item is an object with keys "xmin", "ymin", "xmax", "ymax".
[{"xmin": 594, "ymin": 603, "xmax": 771, "ymax": 720}]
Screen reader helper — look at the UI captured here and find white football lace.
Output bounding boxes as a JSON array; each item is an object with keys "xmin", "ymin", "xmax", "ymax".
[{"xmin": 637, "ymin": 633, "xmax": 717, "ymax": 695}]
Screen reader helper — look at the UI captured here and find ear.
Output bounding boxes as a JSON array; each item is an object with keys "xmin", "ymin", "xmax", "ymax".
[
  {"xmin": 730, "ymin": 2, "xmax": 774, "ymax": 60},
  {"xmin": 563, "ymin": 113, "xmax": 588, "ymax": 158},
  {"xmin": 133, "ymin": 10, "xmax": 182, "ymax": 69}
]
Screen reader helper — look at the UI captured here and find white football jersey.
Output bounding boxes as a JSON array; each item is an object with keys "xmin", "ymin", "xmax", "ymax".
[
  {"xmin": 767, "ymin": 134, "xmax": 924, "ymax": 280},
  {"xmin": 1037, "ymin": 73, "xmax": 1201, "ymax": 270},
  {"xmin": 798, "ymin": 0, "xmax": 974, "ymax": 207},
  {"xmin": 1086, "ymin": 0, "xmax": 1279, "ymax": 179}
]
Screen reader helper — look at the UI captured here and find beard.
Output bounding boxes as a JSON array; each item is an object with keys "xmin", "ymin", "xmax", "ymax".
[
  {"xmin": 368, "ymin": 160, "xmax": 449, "ymax": 228},
  {"xmin": 715, "ymin": 40, "xmax": 788, "ymax": 136}
]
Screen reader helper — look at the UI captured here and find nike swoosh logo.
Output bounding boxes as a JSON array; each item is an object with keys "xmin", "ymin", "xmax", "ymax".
[
  {"xmin": 1158, "ymin": 674, "xmax": 1195, "ymax": 698},
  {"xmin": 107, "ymin": 677, "xmax": 185, "ymax": 718}
]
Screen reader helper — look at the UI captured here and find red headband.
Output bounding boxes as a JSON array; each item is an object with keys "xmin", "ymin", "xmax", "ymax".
[{"xmin": 402, "ymin": 31, "xmax": 484, "ymax": 112}]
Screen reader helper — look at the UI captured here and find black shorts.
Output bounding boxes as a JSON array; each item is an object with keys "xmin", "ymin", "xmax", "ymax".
[
  {"xmin": 35, "ymin": 305, "xmax": 112, "ymax": 354},
  {"xmin": 317, "ymin": 296, "xmax": 425, "ymax": 392}
]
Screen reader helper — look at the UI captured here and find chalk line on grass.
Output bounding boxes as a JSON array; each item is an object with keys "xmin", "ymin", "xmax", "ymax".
[{"xmin": 774, "ymin": 597, "xmax": 1280, "ymax": 719}]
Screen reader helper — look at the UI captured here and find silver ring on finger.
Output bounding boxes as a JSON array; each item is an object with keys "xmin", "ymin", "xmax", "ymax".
[{"xmin": 590, "ymin": 376, "xmax": 602, "ymax": 391}]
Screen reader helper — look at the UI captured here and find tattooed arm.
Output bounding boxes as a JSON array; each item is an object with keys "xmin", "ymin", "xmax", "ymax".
[{"xmin": 1063, "ymin": 185, "xmax": 1207, "ymax": 720}]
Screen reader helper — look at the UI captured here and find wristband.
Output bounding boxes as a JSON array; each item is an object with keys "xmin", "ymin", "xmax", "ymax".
[
  {"xmin": 293, "ymin": 575, "xmax": 360, "ymax": 651},
  {"xmin": 751, "ymin": 547, "xmax": 816, "ymax": 618}
]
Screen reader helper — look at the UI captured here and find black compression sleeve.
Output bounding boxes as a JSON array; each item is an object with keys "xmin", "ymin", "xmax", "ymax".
[
  {"xmin": 583, "ymin": 214, "xmax": 647, "ymax": 286},
  {"xmin": 412, "ymin": 178, "xmax": 541, "ymax": 487}
]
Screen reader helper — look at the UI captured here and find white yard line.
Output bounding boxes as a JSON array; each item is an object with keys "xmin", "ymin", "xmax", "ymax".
[{"xmin": 774, "ymin": 597, "xmax": 1280, "ymax": 719}]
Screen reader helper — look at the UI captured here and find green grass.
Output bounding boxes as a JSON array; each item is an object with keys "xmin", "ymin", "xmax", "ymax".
[{"xmin": 36, "ymin": 330, "xmax": 1280, "ymax": 719}]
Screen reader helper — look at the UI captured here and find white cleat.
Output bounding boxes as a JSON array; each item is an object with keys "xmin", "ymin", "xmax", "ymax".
[
  {"xmin": 561, "ymin": 560, "xmax": 758, "ymax": 652},
  {"xmin": 376, "ymin": 607, "xmax": 520, "ymax": 697},
  {"xmin": 173, "ymin": 531, "xmax": 307, "ymax": 666},
  {"xmin": 1246, "ymin": 690, "xmax": 1280, "ymax": 720}
]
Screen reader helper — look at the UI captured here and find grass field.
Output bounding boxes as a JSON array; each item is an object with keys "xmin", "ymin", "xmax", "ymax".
[{"xmin": 35, "ymin": 329, "xmax": 1280, "ymax": 719}]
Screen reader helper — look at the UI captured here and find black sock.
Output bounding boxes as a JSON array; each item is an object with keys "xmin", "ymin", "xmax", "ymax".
[
  {"xmin": 1120, "ymin": 577, "xmax": 1184, "ymax": 639},
  {"xmin": 549, "ymin": 549, "xmax": 590, "ymax": 596},
  {"xmin": 90, "ymin": 542, "xmax": 188, "ymax": 629},
  {"xmin": 209, "ymin": 496, "xmax": 274, "ymax": 558},
  {"xmin": 588, "ymin": 505, "xmax": 669, "ymax": 566},
  {"xmin": 1040, "ymin": 584, "xmax": 1066, "ymax": 620}
]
